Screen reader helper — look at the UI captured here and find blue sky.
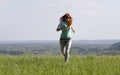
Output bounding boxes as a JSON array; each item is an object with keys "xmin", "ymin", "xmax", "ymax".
[{"xmin": 0, "ymin": 0, "xmax": 120, "ymax": 40}]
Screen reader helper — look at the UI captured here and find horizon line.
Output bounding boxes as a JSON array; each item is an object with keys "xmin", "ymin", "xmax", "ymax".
[{"xmin": 0, "ymin": 39, "xmax": 120, "ymax": 41}]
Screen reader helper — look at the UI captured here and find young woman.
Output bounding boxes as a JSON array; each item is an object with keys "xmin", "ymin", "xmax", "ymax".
[{"xmin": 56, "ymin": 13, "xmax": 75, "ymax": 62}]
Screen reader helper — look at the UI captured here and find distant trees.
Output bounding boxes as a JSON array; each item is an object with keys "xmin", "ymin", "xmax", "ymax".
[
  {"xmin": 110, "ymin": 42, "xmax": 120, "ymax": 51},
  {"xmin": 0, "ymin": 42, "xmax": 120, "ymax": 55},
  {"xmin": 0, "ymin": 50, "xmax": 23, "ymax": 55}
]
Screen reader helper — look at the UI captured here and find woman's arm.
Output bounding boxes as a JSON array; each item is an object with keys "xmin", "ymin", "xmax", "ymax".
[
  {"xmin": 56, "ymin": 21, "xmax": 67, "ymax": 31},
  {"xmin": 71, "ymin": 26, "xmax": 75, "ymax": 33},
  {"xmin": 56, "ymin": 27, "xmax": 62, "ymax": 31},
  {"xmin": 56, "ymin": 25, "xmax": 67, "ymax": 31}
]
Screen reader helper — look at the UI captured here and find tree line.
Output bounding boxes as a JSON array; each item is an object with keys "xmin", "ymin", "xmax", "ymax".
[{"xmin": 0, "ymin": 42, "xmax": 120, "ymax": 55}]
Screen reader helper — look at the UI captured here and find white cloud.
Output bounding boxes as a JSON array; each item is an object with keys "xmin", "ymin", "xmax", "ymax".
[
  {"xmin": 63, "ymin": 0, "xmax": 100, "ymax": 7},
  {"xmin": 85, "ymin": 2, "xmax": 100, "ymax": 7},
  {"xmin": 78, "ymin": 2, "xmax": 100, "ymax": 16},
  {"xmin": 75, "ymin": 2, "xmax": 100, "ymax": 9},
  {"xmin": 47, "ymin": 0, "xmax": 100, "ymax": 9},
  {"xmin": 46, "ymin": 0, "xmax": 101, "ymax": 16},
  {"xmin": 80, "ymin": 11, "xmax": 98, "ymax": 16}
]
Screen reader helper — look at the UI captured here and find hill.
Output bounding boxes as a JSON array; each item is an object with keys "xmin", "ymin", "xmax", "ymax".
[
  {"xmin": 0, "ymin": 40, "xmax": 120, "ymax": 55},
  {"xmin": 110, "ymin": 42, "xmax": 120, "ymax": 50}
]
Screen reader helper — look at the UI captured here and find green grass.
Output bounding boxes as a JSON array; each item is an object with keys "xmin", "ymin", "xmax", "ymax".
[{"xmin": 0, "ymin": 55, "xmax": 120, "ymax": 75}]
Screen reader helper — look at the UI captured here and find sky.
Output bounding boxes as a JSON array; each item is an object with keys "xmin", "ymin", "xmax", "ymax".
[{"xmin": 0, "ymin": 0, "xmax": 120, "ymax": 41}]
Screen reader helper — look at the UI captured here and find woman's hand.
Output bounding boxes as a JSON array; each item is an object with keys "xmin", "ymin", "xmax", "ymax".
[
  {"xmin": 73, "ymin": 30, "xmax": 75, "ymax": 33},
  {"xmin": 71, "ymin": 26, "xmax": 75, "ymax": 33}
]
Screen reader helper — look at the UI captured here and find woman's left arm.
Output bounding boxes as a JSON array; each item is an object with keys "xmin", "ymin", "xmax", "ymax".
[{"xmin": 71, "ymin": 26, "xmax": 75, "ymax": 33}]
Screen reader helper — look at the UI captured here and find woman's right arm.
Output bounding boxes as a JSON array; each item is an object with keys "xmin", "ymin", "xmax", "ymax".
[
  {"xmin": 56, "ymin": 21, "xmax": 66, "ymax": 31},
  {"xmin": 56, "ymin": 26, "xmax": 62, "ymax": 31}
]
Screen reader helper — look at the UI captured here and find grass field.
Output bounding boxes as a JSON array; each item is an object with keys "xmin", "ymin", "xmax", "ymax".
[{"xmin": 0, "ymin": 55, "xmax": 120, "ymax": 75}]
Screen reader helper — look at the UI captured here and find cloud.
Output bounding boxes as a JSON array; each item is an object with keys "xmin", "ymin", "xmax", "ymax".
[
  {"xmin": 77, "ymin": 2, "xmax": 100, "ymax": 9},
  {"xmin": 63, "ymin": 0, "xmax": 100, "ymax": 8},
  {"xmin": 80, "ymin": 11, "xmax": 98, "ymax": 16},
  {"xmin": 85, "ymin": 2, "xmax": 100, "ymax": 7},
  {"xmin": 79, "ymin": 2, "xmax": 100, "ymax": 16},
  {"xmin": 46, "ymin": 0, "xmax": 101, "ymax": 16},
  {"xmin": 47, "ymin": 0, "xmax": 100, "ymax": 9}
]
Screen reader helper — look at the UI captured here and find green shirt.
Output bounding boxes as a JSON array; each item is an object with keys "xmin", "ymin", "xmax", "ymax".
[{"xmin": 58, "ymin": 21, "xmax": 72, "ymax": 39}]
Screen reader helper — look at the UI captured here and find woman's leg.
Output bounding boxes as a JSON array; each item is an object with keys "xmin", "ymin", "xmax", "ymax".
[
  {"xmin": 65, "ymin": 39, "xmax": 72, "ymax": 62},
  {"xmin": 60, "ymin": 39, "xmax": 66, "ymax": 56}
]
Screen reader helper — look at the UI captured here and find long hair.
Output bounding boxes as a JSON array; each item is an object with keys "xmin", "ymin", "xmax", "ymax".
[{"xmin": 60, "ymin": 13, "xmax": 72, "ymax": 27}]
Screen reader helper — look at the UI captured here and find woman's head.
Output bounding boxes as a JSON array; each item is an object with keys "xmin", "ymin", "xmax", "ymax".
[{"xmin": 60, "ymin": 13, "xmax": 72, "ymax": 27}]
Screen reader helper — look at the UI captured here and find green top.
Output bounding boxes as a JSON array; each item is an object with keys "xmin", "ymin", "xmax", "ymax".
[{"xmin": 58, "ymin": 21, "xmax": 72, "ymax": 39}]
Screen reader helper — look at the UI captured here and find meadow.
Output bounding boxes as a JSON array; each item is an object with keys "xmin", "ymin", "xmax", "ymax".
[{"xmin": 0, "ymin": 55, "xmax": 120, "ymax": 75}]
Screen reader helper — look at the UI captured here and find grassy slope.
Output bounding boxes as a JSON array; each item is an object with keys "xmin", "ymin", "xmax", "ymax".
[{"xmin": 0, "ymin": 55, "xmax": 120, "ymax": 75}]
